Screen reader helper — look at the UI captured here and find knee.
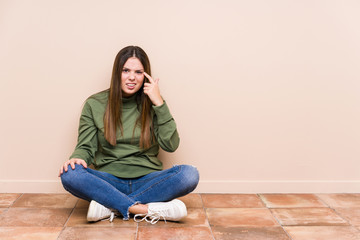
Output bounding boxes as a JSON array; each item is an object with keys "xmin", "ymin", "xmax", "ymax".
[
  {"xmin": 180, "ymin": 165, "xmax": 199, "ymax": 192},
  {"xmin": 60, "ymin": 164, "xmax": 86, "ymax": 187}
]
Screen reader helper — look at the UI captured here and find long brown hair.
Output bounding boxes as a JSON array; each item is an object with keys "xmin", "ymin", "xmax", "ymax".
[{"xmin": 104, "ymin": 46, "xmax": 154, "ymax": 148}]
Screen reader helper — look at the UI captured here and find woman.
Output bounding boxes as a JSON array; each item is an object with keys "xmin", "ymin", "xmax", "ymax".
[{"xmin": 59, "ymin": 46, "xmax": 199, "ymax": 224}]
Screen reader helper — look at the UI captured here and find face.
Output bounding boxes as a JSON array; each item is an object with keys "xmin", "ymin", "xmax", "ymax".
[{"xmin": 121, "ymin": 57, "xmax": 145, "ymax": 97}]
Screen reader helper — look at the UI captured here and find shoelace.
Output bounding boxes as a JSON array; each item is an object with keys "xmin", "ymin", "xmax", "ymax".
[
  {"xmin": 101, "ymin": 212, "xmax": 116, "ymax": 223},
  {"xmin": 134, "ymin": 212, "xmax": 167, "ymax": 224}
]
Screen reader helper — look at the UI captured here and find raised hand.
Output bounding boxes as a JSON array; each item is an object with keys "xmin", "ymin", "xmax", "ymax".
[{"xmin": 143, "ymin": 72, "xmax": 164, "ymax": 106}]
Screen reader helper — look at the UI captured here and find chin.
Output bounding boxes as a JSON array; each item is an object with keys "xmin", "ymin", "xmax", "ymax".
[{"xmin": 123, "ymin": 90, "xmax": 139, "ymax": 97}]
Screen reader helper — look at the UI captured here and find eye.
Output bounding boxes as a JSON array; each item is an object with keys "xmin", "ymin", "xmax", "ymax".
[
  {"xmin": 135, "ymin": 70, "xmax": 144, "ymax": 74},
  {"xmin": 122, "ymin": 69, "xmax": 129, "ymax": 73}
]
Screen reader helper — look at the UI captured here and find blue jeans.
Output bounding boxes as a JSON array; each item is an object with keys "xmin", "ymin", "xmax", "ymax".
[{"xmin": 61, "ymin": 164, "xmax": 199, "ymax": 220}]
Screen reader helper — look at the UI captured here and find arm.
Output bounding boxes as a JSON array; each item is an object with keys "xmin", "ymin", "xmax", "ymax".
[
  {"xmin": 59, "ymin": 101, "xmax": 98, "ymax": 176},
  {"xmin": 153, "ymin": 102, "xmax": 180, "ymax": 152},
  {"xmin": 142, "ymin": 72, "xmax": 180, "ymax": 152}
]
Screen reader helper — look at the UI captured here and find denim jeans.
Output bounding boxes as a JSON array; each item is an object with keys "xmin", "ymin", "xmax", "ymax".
[{"xmin": 60, "ymin": 164, "xmax": 199, "ymax": 220}]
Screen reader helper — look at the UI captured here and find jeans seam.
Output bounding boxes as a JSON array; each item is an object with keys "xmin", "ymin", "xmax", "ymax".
[
  {"xmin": 132, "ymin": 165, "xmax": 182, "ymax": 184},
  {"xmin": 131, "ymin": 174, "xmax": 162, "ymax": 184},
  {"xmin": 130, "ymin": 165, "xmax": 182, "ymax": 199},
  {"xmin": 88, "ymin": 169, "xmax": 128, "ymax": 184}
]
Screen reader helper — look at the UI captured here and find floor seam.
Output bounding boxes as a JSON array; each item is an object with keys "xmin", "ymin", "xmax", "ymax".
[
  {"xmin": 9, "ymin": 193, "xmax": 23, "ymax": 208},
  {"xmin": 268, "ymin": 207, "xmax": 294, "ymax": 240},
  {"xmin": 1, "ymin": 193, "xmax": 360, "ymax": 239},
  {"xmin": 314, "ymin": 193, "xmax": 332, "ymax": 208},
  {"xmin": 258, "ymin": 193, "xmax": 294, "ymax": 240},
  {"xmin": 332, "ymin": 207, "xmax": 357, "ymax": 228},
  {"xmin": 200, "ymin": 193, "xmax": 216, "ymax": 240},
  {"xmin": 135, "ymin": 219, "xmax": 139, "ymax": 240},
  {"xmin": 257, "ymin": 193, "xmax": 267, "ymax": 208},
  {"xmin": 56, "ymin": 200, "xmax": 77, "ymax": 239},
  {"xmin": 315, "ymin": 194, "xmax": 355, "ymax": 227}
]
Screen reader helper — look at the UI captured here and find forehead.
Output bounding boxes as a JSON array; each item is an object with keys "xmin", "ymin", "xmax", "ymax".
[{"xmin": 123, "ymin": 57, "xmax": 144, "ymax": 69}]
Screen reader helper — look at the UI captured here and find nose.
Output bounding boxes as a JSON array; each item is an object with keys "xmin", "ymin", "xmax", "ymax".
[{"xmin": 129, "ymin": 72, "xmax": 135, "ymax": 80}]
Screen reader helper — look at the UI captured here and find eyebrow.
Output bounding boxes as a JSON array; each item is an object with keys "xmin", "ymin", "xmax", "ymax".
[{"xmin": 122, "ymin": 67, "xmax": 144, "ymax": 71}]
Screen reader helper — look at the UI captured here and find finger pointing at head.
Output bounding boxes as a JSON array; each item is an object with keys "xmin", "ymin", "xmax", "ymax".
[{"xmin": 143, "ymin": 72, "xmax": 154, "ymax": 83}]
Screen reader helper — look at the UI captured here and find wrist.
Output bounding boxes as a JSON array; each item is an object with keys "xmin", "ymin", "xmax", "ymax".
[
  {"xmin": 152, "ymin": 96, "xmax": 164, "ymax": 106},
  {"xmin": 153, "ymin": 99, "xmax": 164, "ymax": 106}
]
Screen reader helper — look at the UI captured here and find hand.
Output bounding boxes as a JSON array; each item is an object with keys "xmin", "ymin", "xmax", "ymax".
[
  {"xmin": 58, "ymin": 158, "xmax": 87, "ymax": 177},
  {"xmin": 143, "ymin": 72, "xmax": 164, "ymax": 106}
]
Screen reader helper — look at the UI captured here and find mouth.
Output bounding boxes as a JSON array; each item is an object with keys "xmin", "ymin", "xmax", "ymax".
[{"xmin": 126, "ymin": 83, "xmax": 136, "ymax": 90}]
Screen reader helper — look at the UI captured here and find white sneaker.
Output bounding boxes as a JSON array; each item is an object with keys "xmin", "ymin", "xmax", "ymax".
[
  {"xmin": 134, "ymin": 199, "xmax": 187, "ymax": 224},
  {"xmin": 87, "ymin": 200, "xmax": 115, "ymax": 222}
]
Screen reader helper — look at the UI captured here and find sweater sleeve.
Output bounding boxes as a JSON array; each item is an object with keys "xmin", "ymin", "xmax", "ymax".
[
  {"xmin": 69, "ymin": 101, "xmax": 98, "ymax": 165},
  {"xmin": 152, "ymin": 101, "xmax": 180, "ymax": 152}
]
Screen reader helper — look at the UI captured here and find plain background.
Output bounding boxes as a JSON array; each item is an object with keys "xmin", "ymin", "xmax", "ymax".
[{"xmin": 0, "ymin": 0, "xmax": 359, "ymax": 193}]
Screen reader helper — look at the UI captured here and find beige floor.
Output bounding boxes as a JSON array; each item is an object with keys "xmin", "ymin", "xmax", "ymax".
[{"xmin": 0, "ymin": 193, "xmax": 360, "ymax": 239}]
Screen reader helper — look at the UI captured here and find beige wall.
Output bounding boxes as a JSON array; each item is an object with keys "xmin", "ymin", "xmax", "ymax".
[{"xmin": 1, "ymin": 0, "xmax": 359, "ymax": 193}]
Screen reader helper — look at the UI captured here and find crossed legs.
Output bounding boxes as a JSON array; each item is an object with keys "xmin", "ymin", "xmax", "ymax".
[{"xmin": 60, "ymin": 164, "xmax": 199, "ymax": 220}]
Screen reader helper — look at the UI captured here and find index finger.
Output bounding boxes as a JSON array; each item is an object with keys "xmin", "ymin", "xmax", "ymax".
[{"xmin": 143, "ymin": 72, "xmax": 154, "ymax": 83}]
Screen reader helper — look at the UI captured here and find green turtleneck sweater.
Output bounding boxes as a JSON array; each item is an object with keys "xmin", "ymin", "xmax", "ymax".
[{"xmin": 69, "ymin": 90, "xmax": 180, "ymax": 178}]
